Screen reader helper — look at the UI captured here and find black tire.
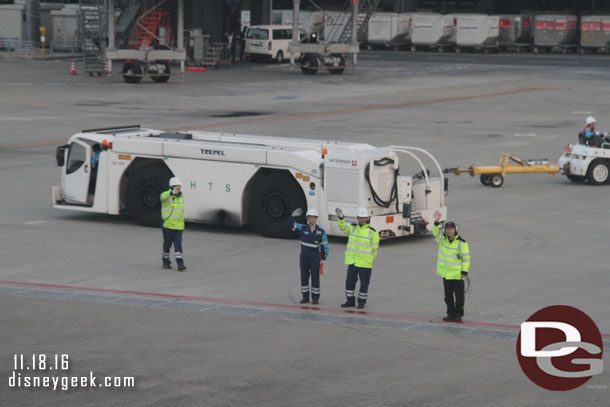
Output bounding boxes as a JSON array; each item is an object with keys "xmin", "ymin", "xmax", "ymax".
[
  {"xmin": 249, "ymin": 172, "xmax": 307, "ymax": 238},
  {"xmin": 151, "ymin": 61, "xmax": 171, "ymax": 83},
  {"xmin": 532, "ymin": 46, "xmax": 540, "ymax": 54},
  {"xmin": 301, "ymin": 55, "xmax": 319, "ymax": 75},
  {"xmin": 329, "ymin": 54, "xmax": 345, "ymax": 75},
  {"xmin": 122, "ymin": 61, "xmax": 143, "ymax": 84},
  {"xmin": 410, "ymin": 45, "xmax": 417, "ymax": 52},
  {"xmin": 275, "ymin": 50, "xmax": 284, "ymax": 63},
  {"xmin": 455, "ymin": 47, "xmax": 461, "ymax": 54},
  {"xmin": 566, "ymin": 174, "xmax": 586, "ymax": 183},
  {"xmin": 126, "ymin": 163, "xmax": 173, "ymax": 226},
  {"xmin": 586, "ymin": 159, "xmax": 610, "ymax": 185},
  {"xmin": 480, "ymin": 174, "xmax": 492, "ymax": 186},
  {"xmin": 490, "ymin": 174, "xmax": 504, "ymax": 188}
]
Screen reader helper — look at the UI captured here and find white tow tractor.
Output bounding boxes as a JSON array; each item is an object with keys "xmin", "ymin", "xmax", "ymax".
[
  {"xmin": 559, "ymin": 136, "xmax": 610, "ymax": 185},
  {"xmin": 52, "ymin": 125, "xmax": 448, "ymax": 239}
]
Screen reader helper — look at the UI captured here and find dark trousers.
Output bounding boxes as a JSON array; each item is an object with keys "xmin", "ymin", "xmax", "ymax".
[
  {"xmin": 300, "ymin": 255, "xmax": 320, "ymax": 300},
  {"xmin": 162, "ymin": 228, "xmax": 184, "ymax": 265},
  {"xmin": 443, "ymin": 278, "xmax": 464, "ymax": 317},
  {"xmin": 345, "ymin": 264, "xmax": 372, "ymax": 305}
]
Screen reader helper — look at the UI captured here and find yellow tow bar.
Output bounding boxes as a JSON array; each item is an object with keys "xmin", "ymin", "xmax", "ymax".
[{"xmin": 444, "ymin": 153, "xmax": 560, "ymax": 187}]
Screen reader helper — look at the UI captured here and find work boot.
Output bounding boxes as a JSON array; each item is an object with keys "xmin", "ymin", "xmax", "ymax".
[
  {"xmin": 162, "ymin": 261, "xmax": 172, "ymax": 269},
  {"xmin": 443, "ymin": 315, "xmax": 456, "ymax": 322},
  {"xmin": 312, "ymin": 299, "xmax": 319, "ymax": 305},
  {"xmin": 341, "ymin": 300, "xmax": 355, "ymax": 308},
  {"xmin": 177, "ymin": 261, "xmax": 187, "ymax": 271},
  {"xmin": 357, "ymin": 303, "xmax": 365, "ymax": 309},
  {"xmin": 299, "ymin": 298, "xmax": 309, "ymax": 304},
  {"xmin": 454, "ymin": 316, "xmax": 462, "ymax": 322}
]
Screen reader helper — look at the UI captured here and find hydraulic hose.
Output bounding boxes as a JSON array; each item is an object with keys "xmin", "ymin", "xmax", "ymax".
[{"xmin": 365, "ymin": 157, "xmax": 399, "ymax": 212}]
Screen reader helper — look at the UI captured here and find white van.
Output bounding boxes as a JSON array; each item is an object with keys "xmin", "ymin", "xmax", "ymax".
[{"xmin": 245, "ymin": 25, "xmax": 306, "ymax": 63}]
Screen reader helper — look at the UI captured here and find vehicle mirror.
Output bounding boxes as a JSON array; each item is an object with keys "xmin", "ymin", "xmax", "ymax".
[{"xmin": 56, "ymin": 144, "xmax": 69, "ymax": 167}]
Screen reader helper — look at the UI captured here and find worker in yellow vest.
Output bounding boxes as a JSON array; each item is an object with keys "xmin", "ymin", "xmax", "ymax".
[
  {"xmin": 336, "ymin": 207, "xmax": 380, "ymax": 309},
  {"xmin": 160, "ymin": 177, "xmax": 186, "ymax": 271},
  {"xmin": 430, "ymin": 210, "xmax": 470, "ymax": 322}
]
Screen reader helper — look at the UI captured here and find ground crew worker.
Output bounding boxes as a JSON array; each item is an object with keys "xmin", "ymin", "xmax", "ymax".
[
  {"xmin": 583, "ymin": 116, "xmax": 607, "ymax": 147},
  {"xmin": 430, "ymin": 210, "xmax": 470, "ymax": 322},
  {"xmin": 289, "ymin": 208, "xmax": 329, "ymax": 305},
  {"xmin": 336, "ymin": 207, "xmax": 380, "ymax": 309},
  {"xmin": 161, "ymin": 177, "xmax": 186, "ymax": 271}
]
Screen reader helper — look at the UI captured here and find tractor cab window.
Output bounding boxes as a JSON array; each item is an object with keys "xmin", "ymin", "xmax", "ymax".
[{"xmin": 66, "ymin": 142, "xmax": 87, "ymax": 175}]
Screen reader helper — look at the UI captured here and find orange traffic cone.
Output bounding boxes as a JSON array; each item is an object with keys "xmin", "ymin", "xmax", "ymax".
[
  {"xmin": 103, "ymin": 58, "xmax": 109, "ymax": 76},
  {"xmin": 69, "ymin": 60, "xmax": 77, "ymax": 75}
]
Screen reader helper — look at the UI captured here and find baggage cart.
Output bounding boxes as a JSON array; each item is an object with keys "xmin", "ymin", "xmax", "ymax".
[
  {"xmin": 497, "ymin": 14, "xmax": 533, "ymax": 51},
  {"xmin": 579, "ymin": 15, "xmax": 610, "ymax": 54},
  {"xmin": 532, "ymin": 14, "xmax": 578, "ymax": 53},
  {"xmin": 366, "ymin": 12, "xmax": 412, "ymax": 50},
  {"xmin": 410, "ymin": 13, "xmax": 456, "ymax": 52},
  {"xmin": 455, "ymin": 14, "xmax": 499, "ymax": 53}
]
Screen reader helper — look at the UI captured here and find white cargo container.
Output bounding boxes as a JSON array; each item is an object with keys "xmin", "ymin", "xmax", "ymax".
[
  {"xmin": 52, "ymin": 126, "xmax": 449, "ymax": 239},
  {"xmin": 533, "ymin": 14, "xmax": 578, "ymax": 53},
  {"xmin": 272, "ymin": 9, "xmax": 324, "ymax": 34},
  {"xmin": 497, "ymin": 14, "xmax": 533, "ymax": 51},
  {"xmin": 366, "ymin": 12, "xmax": 413, "ymax": 49},
  {"xmin": 455, "ymin": 14, "xmax": 499, "ymax": 52},
  {"xmin": 410, "ymin": 13, "xmax": 456, "ymax": 52},
  {"xmin": 0, "ymin": 3, "xmax": 26, "ymax": 47},
  {"xmin": 579, "ymin": 15, "xmax": 610, "ymax": 53},
  {"xmin": 51, "ymin": 6, "xmax": 80, "ymax": 51}
]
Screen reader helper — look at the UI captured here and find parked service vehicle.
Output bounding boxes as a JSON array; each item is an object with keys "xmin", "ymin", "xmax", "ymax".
[
  {"xmin": 559, "ymin": 136, "xmax": 610, "ymax": 185},
  {"xmin": 245, "ymin": 25, "xmax": 306, "ymax": 62},
  {"xmin": 53, "ymin": 126, "xmax": 449, "ymax": 239}
]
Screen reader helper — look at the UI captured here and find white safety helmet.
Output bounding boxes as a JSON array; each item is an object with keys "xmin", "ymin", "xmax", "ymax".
[
  {"xmin": 586, "ymin": 116, "xmax": 597, "ymax": 126},
  {"xmin": 357, "ymin": 207, "xmax": 369, "ymax": 218},
  {"xmin": 306, "ymin": 209, "xmax": 319, "ymax": 217},
  {"xmin": 169, "ymin": 177, "xmax": 183, "ymax": 187}
]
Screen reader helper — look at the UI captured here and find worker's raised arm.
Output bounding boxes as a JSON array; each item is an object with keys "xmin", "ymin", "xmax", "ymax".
[
  {"xmin": 336, "ymin": 208, "xmax": 349, "ymax": 235},
  {"xmin": 431, "ymin": 210, "xmax": 443, "ymax": 244},
  {"xmin": 160, "ymin": 189, "xmax": 172, "ymax": 202},
  {"xmin": 289, "ymin": 208, "xmax": 304, "ymax": 231}
]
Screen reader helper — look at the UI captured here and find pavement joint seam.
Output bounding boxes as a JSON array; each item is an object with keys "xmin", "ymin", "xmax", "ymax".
[{"xmin": 2, "ymin": 284, "xmax": 609, "ymax": 349}]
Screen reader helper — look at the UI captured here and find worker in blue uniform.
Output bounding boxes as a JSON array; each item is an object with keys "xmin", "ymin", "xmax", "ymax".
[{"xmin": 289, "ymin": 208, "xmax": 329, "ymax": 305}]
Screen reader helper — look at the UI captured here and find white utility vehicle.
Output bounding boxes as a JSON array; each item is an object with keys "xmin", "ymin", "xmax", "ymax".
[
  {"xmin": 53, "ymin": 126, "xmax": 448, "ymax": 238},
  {"xmin": 559, "ymin": 136, "xmax": 610, "ymax": 185}
]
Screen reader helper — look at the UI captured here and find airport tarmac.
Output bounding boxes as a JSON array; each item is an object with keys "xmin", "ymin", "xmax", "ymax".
[{"xmin": 1, "ymin": 52, "xmax": 609, "ymax": 406}]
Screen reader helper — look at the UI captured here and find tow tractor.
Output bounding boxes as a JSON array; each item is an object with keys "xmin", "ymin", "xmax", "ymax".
[
  {"xmin": 558, "ymin": 135, "xmax": 610, "ymax": 185},
  {"xmin": 52, "ymin": 126, "xmax": 448, "ymax": 239}
]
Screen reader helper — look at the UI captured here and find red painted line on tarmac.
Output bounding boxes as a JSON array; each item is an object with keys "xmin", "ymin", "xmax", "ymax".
[
  {"xmin": 4, "ymin": 280, "xmax": 608, "ymax": 337},
  {"xmin": 0, "ymin": 139, "xmax": 67, "ymax": 151},
  {"xmin": 167, "ymin": 87, "xmax": 549, "ymax": 132},
  {"xmin": 0, "ymin": 87, "xmax": 547, "ymax": 151}
]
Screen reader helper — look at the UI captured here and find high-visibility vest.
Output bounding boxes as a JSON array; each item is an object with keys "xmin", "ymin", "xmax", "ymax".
[
  {"xmin": 432, "ymin": 223, "xmax": 470, "ymax": 280},
  {"xmin": 338, "ymin": 218, "xmax": 379, "ymax": 268},
  {"xmin": 160, "ymin": 190, "xmax": 185, "ymax": 230}
]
